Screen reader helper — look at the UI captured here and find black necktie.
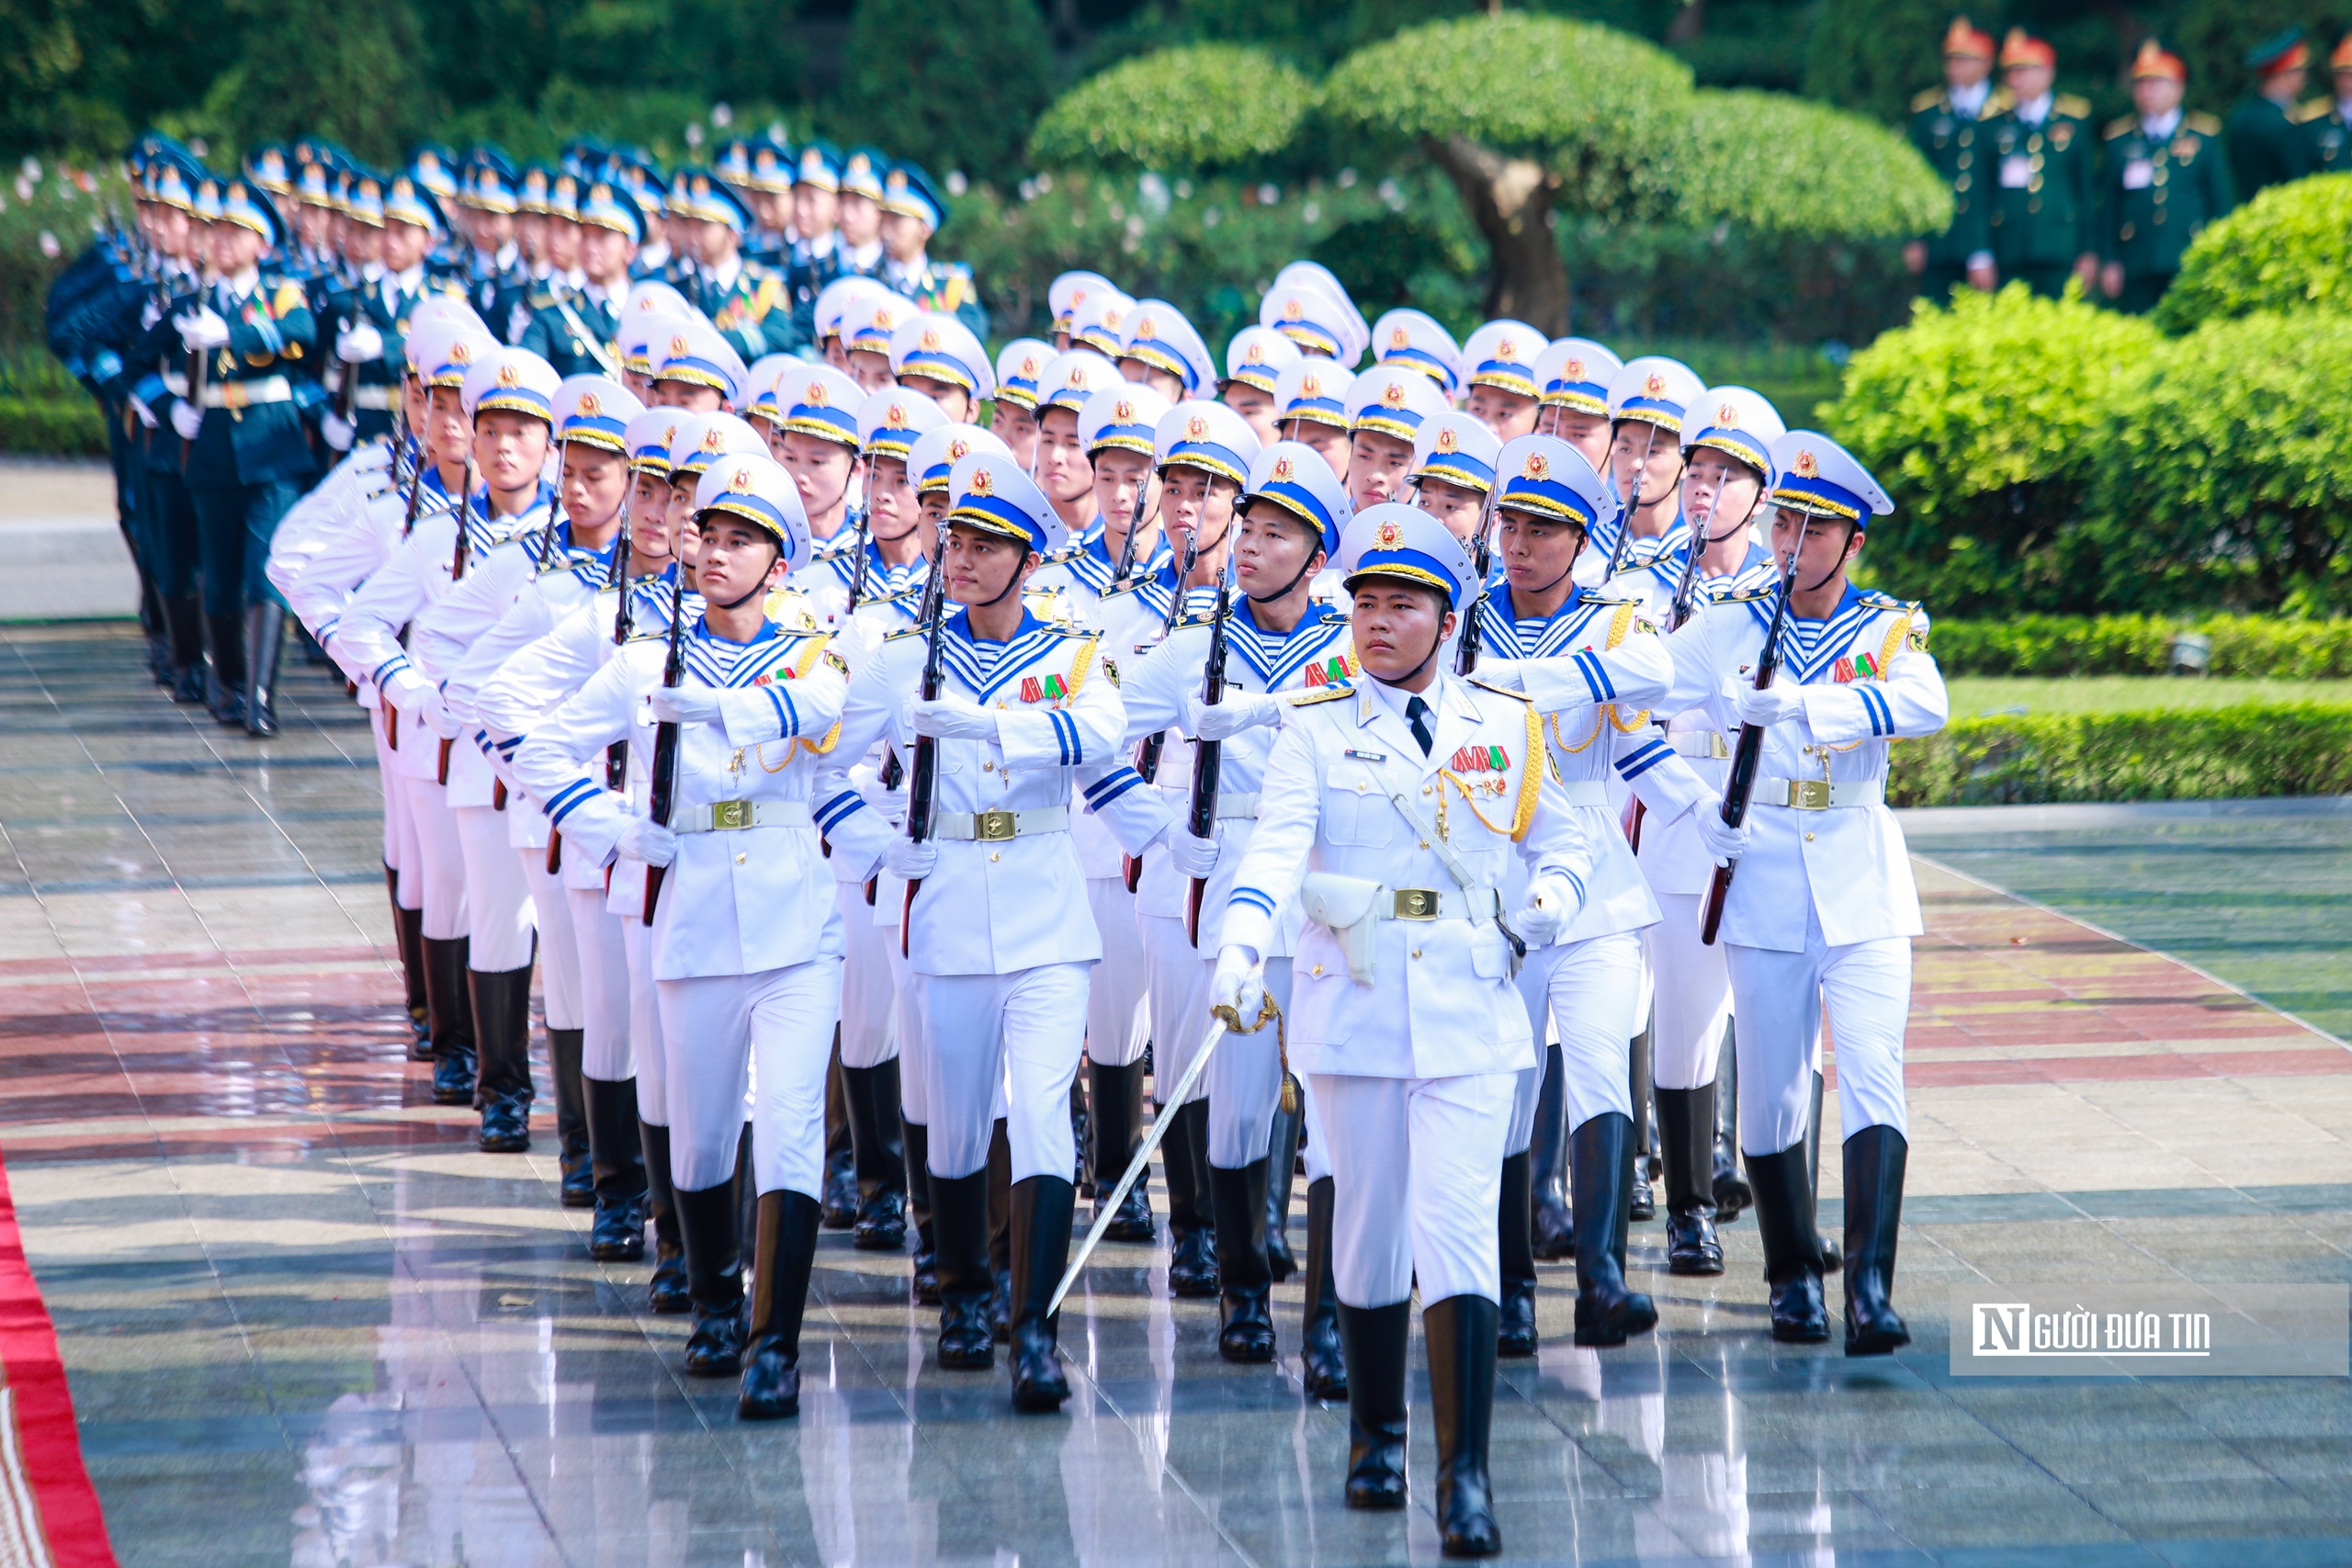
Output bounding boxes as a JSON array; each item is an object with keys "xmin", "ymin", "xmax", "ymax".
[{"xmin": 1407, "ymin": 694, "xmax": 1434, "ymax": 756}]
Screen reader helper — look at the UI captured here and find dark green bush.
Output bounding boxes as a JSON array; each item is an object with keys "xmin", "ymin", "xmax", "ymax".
[
  {"xmin": 2155, "ymin": 175, "xmax": 2352, "ymax": 335},
  {"xmin": 1888, "ymin": 705, "xmax": 2352, "ymax": 806},
  {"xmin": 1027, "ymin": 46, "xmax": 1317, "ymax": 173},
  {"xmin": 1930, "ymin": 615, "xmax": 2352, "ymax": 678},
  {"xmin": 0, "ymin": 395, "xmax": 107, "ymax": 456}
]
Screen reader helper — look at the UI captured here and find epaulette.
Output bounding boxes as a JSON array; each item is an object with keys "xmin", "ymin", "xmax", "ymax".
[
  {"xmin": 527, "ymin": 288, "xmax": 559, "ymax": 309},
  {"xmin": 1582, "ymin": 588, "xmax": 1644, "ymax": 606},
  {"xmin": 1170, "ymin": 610, "xmax": 1215, "ymax": 631},
  {"xmin": 883, "ymin": 623, "xmax": 929, "ymax": 642},
  {"xmin": 1287, "ymin": 683, "xmax": 1355, "ymax": 706},
  {"xmin": 1857, "ymin": 591, "xmax": 1907, "ymax": 611},
  {"xmin": 1052, "ymin": 624, "xmax": 1101, "ymax": 640},
  {"xmin": 867, "ymin": 582, "xmax": 922, "ymax": 606},
  {"xmin": 1099, "ymin": 574, "xmax": 1153, "ymax": 599},
  {"xmin": 624, "ymin": 626, "xmax": 672, "ymax": 644},
  {"xmin": 1466, "ymin": 675, "xmax": 1532, "ymax": 703},
  {"xmin": 2104, "ymin": 116, "xmax": 2139, "ymax": 141},
  {"xmin": 1039, "ymin": 542, "xmax": 1084, "ymax": 567},
  {"xmin": 2185, "ymin": 112, "xmax": 2222, "ymax": 137},
  {"xmin": 1983, "ymin": 86, "xmax": 2016, "ymax": 117},
  {"xmin": 1707, "ymin": 584, "xmax": 1775, "ymax": 604},
  {"xmin": 1911, "ymin": 88, "xmax": 1948, "ymax": 114},
  {"xmin": 2055, "ymin": 94, "xmax": 2094, "ymax": 119}
]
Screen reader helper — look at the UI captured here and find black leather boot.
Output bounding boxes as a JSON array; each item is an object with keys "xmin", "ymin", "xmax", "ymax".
[
  {"xmin": 989, "ymin": 1120, "xmax": 1013, "ymax": 1342},
  {"xmin": 421, "ymin": 936, "xmax": 476, "ymax": 1105},
  {"xmin": 1009, "ymin": 1175, "xmax": 1076, "ymax": 1410},
  {"xmin": 164, "ymin": 593, "xmax": 207, "ymax": 704},
  {"xmin": 740, "ymin": 1189, "xmax": 821, "ymax": 1418},
  {"xmin": 1207, "ymin": 1159, "xmax": 1275, "ymax": 1362},
  {"xmin": 1263, "ymin": 1085, "xmax": 1301, "ymax": 1280},
  {"xmin": 639, "ymin": 1122, "xmax": 692, "ymax": 1314},
  {"xmin": 676, "ymin": 1174, "xmax": 746, "ymax": 1376},
  {"xmin": 469, "ymin": 964, "xmax": 535, "ymax": 1153},
  {"xmin": 242, "ymin": 601, "xmax": 284, "ymax": 738},
  {"xmin": 1842, "ymin": 1124, "xmax": 1911, "ymax": 1357},
  {"xmin": 583, "ymin": 1075, "xmax": 647, "ymax": 1261},
  {"xmin": 203, "ymin": 610, "xmax": 246, "ymax": 726},
  {"xmin": 1530, "ymin": 1042, "xmax": 1574, "ymax": 1259},
  {"xmin": 1425, "ymin": 1294, "xmax": 1502, "ymax": 1557},
  {"xmin": 1497, "ymin": 1150, "xmax": 1539, "ymax": 1357},
  {"xmin": 1810, "ymin": 1069, "xmax": 1841, "ymax": 1274},
  {"xmin": 930, "ymin": 1168, "xmax": 995, "ymax": 1370},
  {"xmin": 549, "ymin": 1028, "xmax": 592, "ymax": 1205},
  {"xmin": 1656, "ymin": 1084, "xmax": 1724, "ymax": 1276},
  {"xmin": 1162, "ymin": 1100, "xmax": 1219, "ymax": 1299},
  {"xmin": 1569, "ymin": 1112, "xmax": 1658, "ymax": 1348},
  {"xmin": 1746, "ymin": 1141, "xmax": 1830, "ymax": 1343},
  {"xmin": 1299, "ymin": 1177, "xmax": 1348, "ymax": 1399},
  {"xmin": 1069, "ymin": 1074, "xmax": 1092, "ymax": 1196},
  {"xmin": 1338, "ymin": 1300, "xmax": 1411, "ymax": 1509},
  {"xmin": 388, "ymin": 875, "xmax": 432, "ymax": 1062},
  {"xmin": 842, "ymin": 1060, "xmax": 907, "ymax": 1250},
  {"xmin": 1713, "ymin": 1026, "xmax": 1750, "ymax": 1222},
  {"xmin": 1627, "ymin": 1017, "xmax": 1657, "ymax": 1222},
  {"xmin": 903, "ymin": 1120, "xmax": 939, "ymax": 1304},
  {"xmin": 1088, "ymin": 1059, "xmax": 1154, "ymax": 1242},
  {"xmin": 820, "ymin": 1044, "xmax": 857, "ymax": 1228}
]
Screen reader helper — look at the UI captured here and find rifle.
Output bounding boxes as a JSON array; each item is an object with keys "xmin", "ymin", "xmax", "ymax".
[
  {"xmin": 842, "ymin": 484, "xmax": 875, "ymax": 615},
  {"xmin": 899, "ymin": 548, "xmax": 952, "ymax": 956},
  {"xmin": 436, "ymin": 453, "xmax": 478, "ymax": 786},
  {"xmin": 603, "ymin": 489, "xmax": 638, "ymax": 797},
  {"xmin": 1111, "ymin": 455, "xmax": 1151, "ymax": 586},
  {"xmin": 1700, "ymin": 545, "xmax": 1802, "ymax": 946},
  {"xmin": 1602, "ymin": 421, "xmax": 1659, "ymax": 581},
  {"xmin": 1124, "ymin": 517, "xmax": 1200, "ymax": 893},
  {"xmin": 1643, "ymin": 487, "xmax": 1763, "ymax": 855},
  {"xmin": 642, "ymin": 571, "xmax": 690, "ymax": 925},
  {"xmin": 180, "ymin": 286, "xmax": 209, "ymax": 479},
  {"xmin": 1184, "ymin": 548, "xmax": 1235, "ymax": 947},
  {"xmin": 334, "ymin": 297, "xmax": 361, "ymax": 428},
  {"xmin": 1453, "ymin": 486, "xmax": 1500, "ymax": 677}
]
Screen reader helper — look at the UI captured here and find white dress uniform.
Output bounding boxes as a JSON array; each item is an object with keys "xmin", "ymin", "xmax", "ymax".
[
  {"xmin": 1640, "ymin": 431, "xmax": 1946, "ymax": 1357},
  {"xmin": 516, "ymin": 453, "xmax": 848, "ymax": 1413},
  {"xmin": 1214, "ymin": 503, "xmax": 1598, "ymax": 1555},
  {"xmin": 811, "ymin": 452, "xmax": 1124, "ymax": 1410}
]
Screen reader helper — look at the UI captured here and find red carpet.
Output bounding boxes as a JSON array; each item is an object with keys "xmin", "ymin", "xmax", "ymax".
[{"xmin": 0, "ymin": 1140, "xmax": 115, "ymax": 1567}]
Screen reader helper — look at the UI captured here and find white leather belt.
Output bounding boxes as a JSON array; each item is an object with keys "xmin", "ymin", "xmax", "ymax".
[
  {"xmin": 1383, "ymin": 885, "xmax": 1503, "ymax": 921},
  {"xmin": 1157, "ymin": 784, "xmax": 1261, "ymax": 819},
  {"xmin": 672, "ymin": 798, "xmax": 812, "ymax": 833},
  {"xmin": 932, "ymin": 806, "xmax": 1069, "ymax": 841},
  {"xmin": 352, "ymin": 386, "xmax": 398, "ymax": 410},
  {"xmin": 1554, "ymin": 779, "xmax": 1610, "ymax": 807},
  {"xmin": 1757, "ymin": 776, "xmax": 1883, "ymax": 810},
  {"xmin": 200, "ymin": 376, "xmax": 292, "ymax": 410},
  {"xmin": 1671, "ymin": 731, "xmax": 1731, "ymax": 760}
]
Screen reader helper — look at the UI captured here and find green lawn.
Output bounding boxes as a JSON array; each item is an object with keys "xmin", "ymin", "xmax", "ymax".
[{"xmin": 1945, "ymin": 675, "xmax": 2352, "ymax": 717}]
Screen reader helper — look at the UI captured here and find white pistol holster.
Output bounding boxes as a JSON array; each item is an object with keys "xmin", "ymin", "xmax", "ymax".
[{"xmin": 1299, "ymin": 871, "xmax": 1383, "ymax": 986}]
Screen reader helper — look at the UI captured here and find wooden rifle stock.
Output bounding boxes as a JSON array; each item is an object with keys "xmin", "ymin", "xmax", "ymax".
[
  {"xmin": 642, "ymin": 574, "xmax": 689, "ymax": 925},
  {"xmin": 899, "ymin": 555, "xmax": 949, "ymax": 955}
]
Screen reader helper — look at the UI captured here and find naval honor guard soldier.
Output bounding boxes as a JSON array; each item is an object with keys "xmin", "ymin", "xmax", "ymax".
[
  {"xmin": 2098, "ymin": 41, "xmax": 2234, "ymax": 314},
  {"xmin": 1215, "ymin": 504, "xmax": 1607, "ymax": 1556}
]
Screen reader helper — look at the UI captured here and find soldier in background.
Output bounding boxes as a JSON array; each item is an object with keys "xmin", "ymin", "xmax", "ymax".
[
  {"xmin": 1904, "ymin": 18, "xmax": 2002, "ymax": 299},
  {"xmin": 2296, "ymin": 35, "xmax": 2352, "ymax": 175},
  {"xmin": 2226, "ymin": 30, "xmax": 2312, "ymax": 201},
  {"xmin": 1984, "ymin": 30, "xmax": 2097, "ymax": 299},
  {"xmin": 2098, "ymin": 41, "xmax": 2234, "ymax": 314}
]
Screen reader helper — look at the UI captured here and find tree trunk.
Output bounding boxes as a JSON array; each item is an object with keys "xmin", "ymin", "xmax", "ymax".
[{"xmin": 1422, "ymin": 134, "xmax": 1569, "ymax": 335}]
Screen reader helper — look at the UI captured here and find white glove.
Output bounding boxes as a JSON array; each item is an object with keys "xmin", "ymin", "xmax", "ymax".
[
  {"xmin": 1212, "ymin": 945, "xmax": 1264, "ymax": 1022},
  {"xmin": 1511, "ymin": 876, "xmax": 1579, "ymax": 948},
  {"xmin": 886, "ymin": 835, "xmax": 939, "ymax": 880},
  {"xmin": 1732, "ymin": 676, "xmax": 1805, "ymax": 728},
  {"xmin": 1164, "ymin": 828, "xmax": 1219, "ymax": 879},
  {"xmin": 1692, "ymin": 804, "xmax": 1751, "ymax": 866},
  {"xmin": 647, "ymin": 685, "xmax": 724, "ymax": 724},
  {"xmin": 321, "ymin": 412, "xmax": 355, "ymax": 452},
  {"xmin": 1184, "ymin": 689, "xmax": 1281, "ymax": 742},
  {"xmin": 169, "ymin": 400, "xmax": 203, "ymax": 441},
  {"xmin": 617, "ymin": 818, "xmax": 678, "ymax": 867},
  {"xmin": 418, "ymin": 686, "xmax": 461, "ymax": 740},
  {"xmin": 128, "ymin": 393, "xmax": 157, "ymax": 429},
  {"xmin": 336, "ymin": 322, "xmax": 384, "ymax": 364},
  {"xmin": 909, "ymin": 695, "xmax": 998, "ymax": 741},
  {"xmin": 175, "ymin": 307, "xmax": 230, "ymax": 352}
]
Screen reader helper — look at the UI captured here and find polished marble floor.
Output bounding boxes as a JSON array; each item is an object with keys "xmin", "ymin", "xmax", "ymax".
[{"xmin": 6, "ymin": 622, "xmax": 2352, "ymax": 1567}]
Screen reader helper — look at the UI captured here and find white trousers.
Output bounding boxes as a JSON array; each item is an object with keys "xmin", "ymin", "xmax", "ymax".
[
  {"xmin": 1313, "ymin": 1070, "xmax": 1514, "ymax": 1308},
  {"xmin": 1510, "ymin": 930, "xmax": 1645, "ymax": 1148},
  {"xmin": 622, "ymin": 917, "xmax": 670, "ymax": 1125},
  {"xmin": 400, "ymin": 779, "xmax": 469, "ymax": 942},
  {"xmin": 910, "ymin": 962, "xmax": 1090, "ymax": 1183},
  {"xmin": 525, "ymin": 851, "xmax": 582, "ymax": 1032},
  {"xmin": 1647, "ymin": 891, "xmax": 1734, "ymax": 1091},
  {"xmin": 375, "ymin": 713, "xmax": 420, "ymax": 903},
  {"xmin": 1140, "ymin": 914, "xmax": 1208, "ymax": 1107},
  {"xmin": 1084, "ymin": 875, "xmax": 1150, "ymax": 1067},
  {"xmin": 1203, "ymin": 957, "xmax": 1290, "ymax": 1168},
  {"xmin": 835, "ymin": 880, "xmax": 898, "ymax": 1069},
  {"xmin": 453, "ymin": 805, "xmax": 536, "ymax": 971},
  {"xmin": 656, "ymin": 958, "xmax": 841, "ymax": 1195},
  {"xmin": 566, "ymin": 887, "xmax": 633, "ymax": 1081},
  {"xmin": 1724, "ymin": 904, "xmax": 1911, "ymax": 1154}
]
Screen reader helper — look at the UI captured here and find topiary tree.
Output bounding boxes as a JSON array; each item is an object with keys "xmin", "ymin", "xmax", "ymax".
[
  {"xmin": 1668, "ymin": 89, "xmax": 1951, "ymax": 239},
  {"xmin": 2154, "ymin": 175, "xmax": 2352, "ymax": 334},
  {"xmin": 1026, "ymin": 45, "xmax": 1318, "ymax": 172},
  {"xmin": 1821, "ymin": 282, "xmax": 2162, "ymax": 615}
]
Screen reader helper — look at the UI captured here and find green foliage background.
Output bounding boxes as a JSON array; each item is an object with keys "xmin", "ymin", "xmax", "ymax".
[
  {"xmin": 1929, "ymin": 615, "xmax": 2352, "ymax": 677},
  {"xmin": 2155, "ymin": 175, "xmax": 2352, "ymax": 333},
  {"xmin": 1887, "ymin": 705, "xmax": 2352, "ymax": 806}
]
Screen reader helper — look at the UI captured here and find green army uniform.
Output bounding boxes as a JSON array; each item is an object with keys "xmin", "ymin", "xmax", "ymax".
[
  {"xmin": 1985, "ymin": 95, "xmax": 2097, "ymax": 297},
  {"xmin": 2296, "ymin": 98, "xmax": 2352, "ymax": 172},
  {"xmin": 519, "ymin": 286, "xmax": 624, "ymax": 379},
  {"xmin": 1907, "ymin": 86, "xmax": 2008, "ymax": 299},
  {"xmin": 2098, "ymin": 113, "xmax": 2235, "ymax": 313},
  {"xmin": 883, "ymin": 256, "xmax": 988, "ymax": 341},
  {"xmin": 2226, "ymin": 96, "xmax": 2312, "ymax": 198}
]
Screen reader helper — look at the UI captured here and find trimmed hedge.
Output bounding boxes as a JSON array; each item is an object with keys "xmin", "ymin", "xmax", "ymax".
[
  {"xmin": 1888, "ymin": 704, "xmax": 2352, "ymax": 807},
  {"xmin": 1931, "ymin": 615, "xmax": 2352, "ymax": 678},
  {"xmin": 0, "ymin": 395, "xmax": 107, "ymax": 457},
  {"xmin": 2155, "ymin": 175, "xmax": 2352, "ymax": 334}
]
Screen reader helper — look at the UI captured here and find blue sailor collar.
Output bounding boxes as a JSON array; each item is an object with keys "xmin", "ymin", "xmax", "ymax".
[
  {"xmin": 1764, "ymin": 581, "xmax": 1897, "ymax": 683},
  {"xmin": 1477, "ymin": 582, "xmax": 1625, "ymax": 660},
  {"xmin": 682, "ymin": 615, "xmax": 787, "ymax": 687},
  {"xmin": 1225, "ymin": 598, "xmax": 1351, "ymax": 688},
  {"xmin": 940, "ymin": 607, "xmax": 1077, "ymax": 702}
]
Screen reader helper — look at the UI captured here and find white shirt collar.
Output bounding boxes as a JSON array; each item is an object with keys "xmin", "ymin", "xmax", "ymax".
[
  {"xmin": 2141, "ymin": 108, "xmax": 2182, "ymax": 141},
  {"xmin": 388, "ymin": 263, "xmax": 424, "ymax": 298},
  {"xmin": 223, "ymin": 265, "xmax": 260, "ymax": 298},
  {"xmin": 845, "ymin": 237, "xmax": 884, "ymax": 270},
  {"xmin": 2018, "ymin": 92, "xmax": 2052, "ymax": 126},
  {"xmin": 706, "ymin": 254, "xmax": 741, "ymax": 290},
  {"xmin": 1949, "ymin": 79, "xmax": 1991, "ymax": 118}
]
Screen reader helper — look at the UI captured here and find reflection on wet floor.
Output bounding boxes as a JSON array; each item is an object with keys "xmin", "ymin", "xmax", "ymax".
[{"xmin": 8, "ymin": 623, "xmax": 2352, "ymax": 1567}]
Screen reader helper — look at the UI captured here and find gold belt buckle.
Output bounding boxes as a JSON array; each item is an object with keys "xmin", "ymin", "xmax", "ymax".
[
  {"xmin": 975, "ymin": 809, "xmax": 1018, "ymax": 841},
  {"xmin": 1392, "ymin": 887, "xmax": 1440, "ymax": 920},
  {"xmin": 1709, "ymin": 733, "xmax": 1731, "ymax": 761},
  {"xmin": 709, "ymin": 798, "xmax": 752, "ymax": 830},
  {"xmin": 220, "ymin": 380, "xmax": 250, "ymax": 412},
  {"xmin": 1787, "ymin": 779, "xmax": 1832, "ymax": 810}
]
